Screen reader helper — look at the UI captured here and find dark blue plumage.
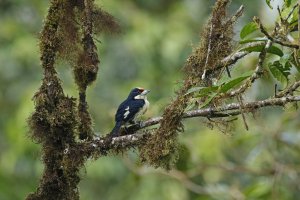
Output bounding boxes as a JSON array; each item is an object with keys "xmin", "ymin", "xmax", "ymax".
[{"xmin": 111, "ymin": 88, "xmax": 150, "ymax": 136}]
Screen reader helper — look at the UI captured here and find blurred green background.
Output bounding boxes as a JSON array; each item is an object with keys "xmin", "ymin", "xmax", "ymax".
[{"xmin": 1, "ymin": 0, "xmax": 300, "ymax": 199}]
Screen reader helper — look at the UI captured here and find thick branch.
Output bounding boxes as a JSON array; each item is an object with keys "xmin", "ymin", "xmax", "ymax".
[{"xmin": 85, "ymin": 95, "xmax": 300, "ymax": 154}]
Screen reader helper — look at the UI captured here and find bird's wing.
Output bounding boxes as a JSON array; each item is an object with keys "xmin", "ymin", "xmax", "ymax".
[
  {"xmin": 125, "ymin": 100, "xmax": 145, "ymax": 121},
  {"xmin": 115, "ymin": 100, "xmax": 128, "ymax": 122},
  {"xmin": 115, "ymin": 99, "xmax": 144, "ymax": 122}
]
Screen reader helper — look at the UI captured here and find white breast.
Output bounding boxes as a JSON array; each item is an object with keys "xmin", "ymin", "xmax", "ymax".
[
  {"xmin": 142, "ymin": 98, "xmax": 150, "ymax": 114},
  {"xmin": 133, "ymin": 97, "xmax": 150, "ymax": 121}
]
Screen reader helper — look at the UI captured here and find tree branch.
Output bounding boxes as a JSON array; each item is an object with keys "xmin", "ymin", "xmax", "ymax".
[
  {"xmin": 209, "ymin": 41, "xmax": 266, "ymax": 75},
  {"xmin": 83, "ymin": 95, "xmax": 300, "ymax": 154},
  {"xmin": 276, "ymin": 80, "xmax": 300, "ymax": 97}
]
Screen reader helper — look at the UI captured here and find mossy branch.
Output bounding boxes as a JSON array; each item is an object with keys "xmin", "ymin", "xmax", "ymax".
[
  {"xmin": 84, "ymin": 95, "xmax": 300, "ymax": 154},
  {"xmin": 27, "ymin": 0, "xmax": 119, "ymax": 199}
]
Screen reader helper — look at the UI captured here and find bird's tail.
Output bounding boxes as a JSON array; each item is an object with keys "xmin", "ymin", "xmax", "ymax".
[{"xmin": 110, "ymin": 121, "xmax": 122, "ymax": 137}]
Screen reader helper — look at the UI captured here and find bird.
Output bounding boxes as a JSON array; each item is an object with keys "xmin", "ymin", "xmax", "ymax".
[{"xmin": 110, "ymin": 87, "xmax": 150, "ymax": 137}]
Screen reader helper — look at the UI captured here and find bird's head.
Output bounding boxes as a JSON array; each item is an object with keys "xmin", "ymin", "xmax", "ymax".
[{"xmin": 128, "ymin": 87, "xmax": 150, "ymax": 99}]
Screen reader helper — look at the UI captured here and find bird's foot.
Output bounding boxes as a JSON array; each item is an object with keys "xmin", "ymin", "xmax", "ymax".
[
  {"xmin": 104, "ymin": 131, "xmax": 119, "ymax": 144},
  {"xmin": 131, "ymin": 120, "xmax": 143, "ymax": 128}
]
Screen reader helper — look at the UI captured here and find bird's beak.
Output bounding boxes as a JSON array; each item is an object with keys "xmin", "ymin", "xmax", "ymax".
[{"xmin": 141, "ymin": 90, "xmax": 150, "ymax": 95}]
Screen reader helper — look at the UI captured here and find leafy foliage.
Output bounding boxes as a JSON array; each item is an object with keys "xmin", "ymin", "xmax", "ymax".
[
  {"xmin": 284, "ymin": 0, "xmax": 292, "ymax": 7},
  {"xmin": 187, "ymin": 73, "xmax": 251, "ymax": 107}
]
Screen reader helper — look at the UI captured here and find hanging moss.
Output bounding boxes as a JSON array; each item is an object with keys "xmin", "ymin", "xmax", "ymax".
[
  {"xmin": 92, "ymin": 6, "xmax": 121, "ymax": 35},
  {"xmin": 56, "ymin": 0, "xmax": 81, "ymax": 65},
  {"xmin": 77, "ymin": 91, "xmax": 94, "ymax": 140},
  {"xmin": 140, "ymin": 0, "xmax": 236, "ymax": 169},
  {"xmin": 26, "ymin": 0, "xmax": 120, "ymax": 199},
  {"xmin": 74, "ymin": 0, "xmax": 119, "ymax": 140},
  {"xmin": 27, "ymin": 1, "xmax": 80, "ymax": 199}
]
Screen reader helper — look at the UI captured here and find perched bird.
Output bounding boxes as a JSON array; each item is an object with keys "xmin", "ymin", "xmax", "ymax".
[{"xmin": 110, "ymin": 87, "xmax": 150, "ymax": 137}]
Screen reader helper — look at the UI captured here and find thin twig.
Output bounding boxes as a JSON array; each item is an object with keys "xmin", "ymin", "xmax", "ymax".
[
  {"xmin": 225, "ymin": 5, "xmax": 244, "ymax": 26},
  {"xmin": 276, "ymin": 80, "xmax": 300, "ymax": 97},
  {"xmin": 237, "ymin": 94, "xmax": 249, "ymax": 130},
  {"xmin": 286, "ymin": 3, "xmax": 298, "ymax": 21},
  {"xmin": 123, "ymin": 159, "xmax": 209, "ymax": 195},
  {"xmin": 223, "ymin": 4, "xmax": 244, "ymax": 77},
  {"xmin": 187, "ymin": 163, "xmax": 274, "ymax": 177},
  {"xmin": 277, "ymin": 6, "xmax": 283, "ymax": 24},
  {"xmin": 254, "ymin": 17, "xmax": 299, "ymax": 49},
  {"xmin": 159, "ymin": 170, "xmax": 208, "ymax": 195}
]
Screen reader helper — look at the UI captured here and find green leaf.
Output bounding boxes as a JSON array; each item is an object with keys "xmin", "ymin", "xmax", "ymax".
[
  {"xmin": 185, "ymin": 98, "xmax": 197, "ymax": 111},
  {"xmin": 186, "ymin": 86, "xmax": 219, "ymax": 108},
  {"xmin": 269, "ymin": 64, "xmax": 286, "ymax": 86},
  {"xmin": 241, "ymin": 45, "xmax": 283, "ymax": 57},
  {"xmin": 268, "ymin": 46, "xmax": 284, "ymax": 56},
  {"xmin": 240, "ymin": 22, "xmax": 259, "ymax": 39},
  {"xmin": 199, "ymin": 93, "xmax": 217, "ymax": 108},
  {"xmin": 284, "ymin": 0, "xmax": 292, "ymax": 7},
  {"xmin": 289, "ymin": 19, "xmax": 297, "ymax": 29},
  {"xmin": 195, "ymin": 86, "xmax": 219, "ymax": 98},
  {"xmin": 185, "ymin": 87, "xmax": 205, "ymax": 95},
  {"xmin": 196, "ymin": 72, "xmax": 252, "ymax": 108},
  {"xmin": 269, "ymin": 60, "xmax": 291, "ymax": 87},
  {"xmin": 187, "ymin": 86, "xmax": 219, "ymax": 98},
  {"xmin": 266, "ymin": 0, "xmax": 273, "ymax": 9},
  {"xmin": 279, "ymin": 52, "xmax": 300, "ymax": 73},
  {"xmin": 279, "ymin": 54, "xmax": 290, "ymax": 66},
  {"xmin": 285, "ymin": 61, "xmax": 292, "ymax": 72},
  {"xmin": 239, "ymin": 37, "xmax": 267, "ymax": 44},
  {"xmin": 219, "ymin": 75, "xmax": 251, "ymax": 93},
  {"xmin": 281, "ymin": 0, "xmax": 298, "ymax": 23}
]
